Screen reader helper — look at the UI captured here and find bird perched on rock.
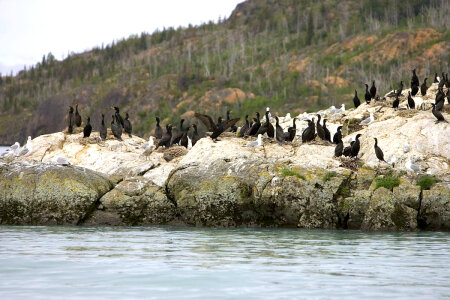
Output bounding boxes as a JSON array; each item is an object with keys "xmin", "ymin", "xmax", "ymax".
[
  {"xmin": 407, "ymin": 91, "xmax": 415, "ymax": 109},
  {"xmin": 392, "ymin": 95, "xmax": 399, "ymax": 110},
  {"xmin": 256, "ymin": 110, "xmax": 274, "ymax": 138},
  {"xmin": 113, "ymin": 106, "xmax": 124, "ymax": 128},
  {"xmin": 350, "ymin": 134, "xmax": 362, "ymax": 158},
  {"xmin": 246, "ymin": 134, "xmax": 263, "ymax": 148},
  {"xmin": 194, "ymin": 113, "xmax": 239, "ymax": 140},
  {"xmin": 343, "ymin": 141, "xmax": 354, "ymax": 157},
  {"xmin": 18, "ymin": 136, "xmax": 33, "ymax": 156},
  {"xmin": 364, "ymin": 84, "xmax": 371, "ymax": 104},
  {"xmin": 191, "ymin": 124, "xmax": 200, "ymax": 146},
  {"xmin": 438, "ymin": 72, "xmax": 445, "ymax": 89},
  {"xmin": 333, "ymin": 126, "xmax": 342, "ymax": 144},
  {"xmin": 353, "ymin": 90, "xmax": 361, "ymax": 108},
  {"xmin": 124, "ymin": 113, "xmax": 132, "ymax": 138},
  {"xmin": 239, "ymin": 115, "xmax": 250, "ymax": 138},
  {"xmin": 323, "ymin": 119, "xmax": 331, "ymax": 142},
  {"xmin": 226, "ymin": 110, "xmax": 238, "ymax": 133},
  {"xmin": 411, "ymin": 68, "xmax": 419, "ymax": 87},
  {"xmin": 55, "ymin": 157, "xmax": 70, "ymax": 166},
  {"xmin": 100, "ymin": 114, "xmax": 107, "ymax": 140},
  {"xmin": 316, "ymin": 115, "xmax": 326, "ymax": 140},
  {"xmin": 373, "ymin": 138, "xmax": 385, "ymax": 162},
  {"xmin": 431, "ymin": 103, "xmax": 447, "ymax": 123},
  {"xmin": 286, "ymin": 118, "xmax": 297, "ymax": 142},
  {"xmin": 171, "ymin": 119, "xmax": 186, "ymax": 146},
  {"xmin": 420, "ymin": 78, "xmax": 428, "ymax": 96},
  {"xmin": 246, "ymin": 112, "xmax": 261, "ymax": 137},
  {"xmin": 156, "ymin": 124, "xmax": 173, "ymax": 149},
  {"xmin": 275, "ymin": 116, "xmax": 287, "ymax": 144},
  {"xmin": 403, "ymin": 142, "xmax": 410, "ymax": 153},
  {"xmin": 141, "ymin": 136, "xmax": 154, "ymax": 149},
  {"xmin": 395, "ymin": 81, "xmax": 404, "ymax": 98},
  {"xmin": 411, "ymin": 84, "xmax": 419, "ymax": 96},
  {"xmin": 68, "ymin": 106, "xmax": 74, "ymax": 134},
  {"xmin": 370, "ymin": 81, "xmax": 376, "ymax": 99},
  {"xmin": 434, "ymin": 72, "xmax": 439, "ymax": 83},
  {"xmin": 155, "ymin": 117, "xmax": 163, "ymax": 139},
  {"xmin": 334, "ymin": 140, "xmax": 343, "ymax": 157},
  {"xmin": 111, "ymin": 115, "xmax": 122, "ymax": 140},
  {"xmin": 302, "ymin": 119, "xmax": 315, "ymax": 143},
  {"xmin": 74, "ymin": 104, "xmax": 82, "ymax": 127},
  {"xmin": 406, "ymin": 158, "xmax": 421, "ymax": 173},
  {"xmin": 180, "ymin": 126, "xmax": 189, "ymax": 148},
  {"xmin": 83, "ymin": 117, "xmax": 92, "ymax": 138},
  {"xmin": 360, "ymin": 112, "xmax": 374, "ymax": 126}
]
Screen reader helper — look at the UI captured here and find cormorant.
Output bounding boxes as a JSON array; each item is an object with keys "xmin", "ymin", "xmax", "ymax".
[
  {"xmin": 438, "ymin": 72, "xmax": 445, "ymax": 89},
  {"xmin": 246, "ymin": 112, "xmax": 261, "ymax": 136},
  {"xmin": 194, "ymin": 113, "xmax": 240, "ymax": 140},
  {"xmin": 374, "ymin": 138, "xmax": 385, "ymax": 162},
  {"xmin": 238, "ymin": 115, "xmax": 250, "ymax": 138},
  {"xmin": 100, "ymin": 114, "xmax": 107, "ymax": 140},
  {"xmin": 111, "ymin": 115, "xmax": 123, "ymax": 140},
  {"xmin": 83, "ymin": 117, "xmax": 92, "ymax": 138},
  {"xmin": 155, "ymin": 117, "xmax": 163, "ymax": 139},
  {"xmin": 395, "ymin": 81, "xmax": 404, "ymax": 98},
  {"xmin": 316, "ymin": 115, "xmax": 326, "ymax": 140},
  {"xmin": 74, "ymin": 104, "xmax": 82, "ymax": 127},
  {"xmin": 350, "ymin": 134, "xmax": 362, "ymax": 158},
  {"xmin": 302, "ymin": 119, "xmax": 315, "ymax": 143},
  {"xmin": 124, "ymin": 113, "xmax": 132, "ymax": 138},
  {"xmin": 68, "ymin": 106, "xmax": 74, "ymax": 134},
  {"xmin": 274, "ymin": 116, "xmax": 286, "ymax": 143},
  {"xmin": 227, "ymin": 110, "xmax": 238, "ymax": 133},
  {"xmin": 407, "ymin": 91, "xmax": 415, "ymax": 109},
  {"xmin": 171, "ymin": 119, "xmax": 185, "ymax": 146},
  {"xmin": 343, "ymin": 141, "xmax": 354, "ymax": 157},
  {"xmin": 333, "ymin": 126, "xmax": 342, "ymax": 144},
  {"xmin": 334, "ymin": 140, "xmax": 343, "ymax": 157},
  {"xmin": 192, "ymin": 124, "xmax": 200, "ymax": 146},
  {"xmin": 434, "ymin": 72, "xmax": 439, "ymax": 83},
  {"xmin": 364, "ymin": 84, "xmax": 371, "ymax": 104},
  {"xmin": 353, "ymin": 90, "xmax": 361, "ymax": 108},
  {"xmin": 256, "ymin": 110, "xmax": 274, "ymax": 138},
  {"xmin": 156, "ymin": 124, "xmax": 173, "ymax": 149},
  {"xmin": 323, "ymin": 119, "xmax": 331, "ymax": 142},
  {"xmin": 286, "ymin": 118, "xmax": 297, "ymax": 142},
  {"xmin": 411, "ymin": 84, "xmax": 419, "ymax": 96},
  {"xmin": 420, "ymin": 78, "xmax": 428, "ymax": 96},
  {"xmin": 180, "ymin": 126, "xmax": 189, "ymax": 148},
  {"xmin": 113, "ymin": 106, "xmax": 124, "ymax": 127},
  {"xmin": 392, "ymin": 96, "xmax": 399, "ymax": 110},
  {"xmin": 370, "ymin": 81, "xmax": 376, "ymax": 99},
  {"xmin": 431, "ymin": 103, "xmax": 447, "ymax": 123},
  {"xmin": 411, "ymin": 68, "xmax": 419, "ymax": 87}
]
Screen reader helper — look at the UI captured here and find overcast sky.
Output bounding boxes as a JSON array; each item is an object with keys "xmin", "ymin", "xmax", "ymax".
[{"xmin": 0, "ymin": 0, "xmax": 243, "ymax": 75}]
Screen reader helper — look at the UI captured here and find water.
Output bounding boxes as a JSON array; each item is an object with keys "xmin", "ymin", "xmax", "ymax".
[{"xmin": 0, "ymin": 226, "xmax": 449, "ymax": 299}]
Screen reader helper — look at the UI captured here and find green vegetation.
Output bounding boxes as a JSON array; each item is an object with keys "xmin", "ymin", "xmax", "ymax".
[
  {"xmin": 323, "ymin": 171, "xmax": 337, "ymax": 182},
  {"xmin": 374, "ymin": 176, "xmax": 400, "ymax": 191},
  {"xmin": 281, "ymin": 168, "xmax": 306, "ymax": 180},
  {"xmin": 416, "ymin": 176, "xmax": 440, "ymax": 190}
]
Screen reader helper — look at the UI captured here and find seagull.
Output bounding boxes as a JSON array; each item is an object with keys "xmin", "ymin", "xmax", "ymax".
[
  {"xmin": 282, "ymin": 113, "xmax": 291, "ymax": 123},
  {"xmin": 359, "ymin": 112, "xmax": 374, "ymax": 125},
  {"xmin": 406, "ymin": 159, "xmax": 421, "ymax": 173},
  {"xmin": 298, "ymin": 112, "xmax": 309, "ymax": 121},
  {"xmin": 403, "ymin": 142, "xmax": 410, "ymax": 153},
  {"xmin": 266, "ymin": 107, "xmax": 272, "ymax": 121},
  {"xmin": 1, "ymin": 142, "xmax": 20, "ymax": 157},
  {"xmin": 18, "ymin": 136, "xmax": 33, "ymax": 156},
  {"xmin": 55, "ymin": 157, "xmax": 70, "ymax": 166},
  {"xmin": 387, "ymin": 156, "xmax": 397, "ymax": 167},
  {"xmin": 140, "ymin": 136, "xmax": 154, "ymax": 149},
  {"xmin": 246, "ymin": 134, "xmax": 263, "ymax": 147}
]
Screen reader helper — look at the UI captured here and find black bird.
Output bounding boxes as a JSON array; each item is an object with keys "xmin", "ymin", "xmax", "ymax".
[
  {"xmin": 445, "ymin": 73, "xmax": 449, "ymax": 88},
  {"xmin": 246, "ymin": 112, "xmax": 261, "ymax": 136},
  {"xmin": 435, "ymin": 88, "xmax": 445, "ymax": 111},
  {"xmin": 74, "ymin": 104, "xmax": 82, "ymax": 127},
  {"xmin": 302, "ymin": 118, "xmax": 315, "ymax": 143},
  {"xmin": 83, "ymin": 116, "xmax": 92, "ymax": 138},
  {"xmin": 431, "ymin": 103, "xmax": 447, "ymax": 123},
  {"xmin": 407, "ymin": 91, "xmax": 415, "ymax": 109},
  {"xmin": 434, "ymin": 72, "xmax": 439, "ymax": 83},
  {"xmin": 227, "ymin": 110, "xmax": 238, "ymax": 133},
  {"xmin": 323, "ymin": 119, "xmax": 331, "ymax": 142},
  {"xmin": 155, "ymin": 117, "xmax": 163, "ymax": 139},
  {"xmin": 275, "ymin": 116, "xmax": 286, "ymax": 144},
  {"xmin": 353, "ymin": 90, "xmax": 361, "ymax": 108},
  {"xmin": 350, "ymin": 134, "xmax": 362, "ymax": 158},
  {"xmin": 392, "ymin": 95, "xmax": 399, "ymax": 110},
  {"xmin": 343, "ymin": 141, "xmax": 354, "ymax": 157},
  {"xmin": 316, "ymin": 115, "xmax": 326, "ymax": 140},
  {"xmin": 257, "ymin": 110, "xmax": 274, "ymax": 138},
  {"xmin": 395, "ymin": 81, "xmax": 404, "ymax": 98},
  {"xmin": 333, "ymin": 126, "xmax": 342, "ymax": 144},
  {"xmin": 438, "ymin": 72, "xmax": 445, "ymax": 89},
  {"xmin": 180, "ymin": 126, "xmax": 189, "ymax": 148},
  {"xmin": 111, "ymin": 115, "xmax": 123, "ymax": 140},
  {"xmin": 364, "ymin": 84, "xmax": 371, "ymax": 104},
  {"xmin": 123, "ymin": 113, "xmax": 132, "ymax": 137},
  {"xmin": 100, "ymin": 114, "xmax": 107, "ymax": 140},
  {"xmin": 171, "ymin": 119, "xmax": 185, "ymax": 146},
  {"xmin": 370, "ymin": 81, "xmax": 376, "ymax": 99},
  {"xmin": 194, "ymin": 113, "xmax": 240, "ymax": 140},
  {"xmin": 411, "ymin": 68, "xmax": 419, "ymax": 87},
  {"xmin": 334, "ymin": 140, "xmax": 343, "ymax": 157},
  {"xmin": 411, "ymin": 84, "xmax": 419, "ymax": 96},
  {"xmin": 113, "ymin": 106, "xmax": 124, "ymax": 128},
  {"xmin": 238, "ymin": 115, "xmax": 250, "ymax": 138},
  {"xmin": 374, "ymin": 138, "xmax": 385, "ymax": 162},
  {"xmin": 68, "ymin": 106, "xmax": 74, "ymax": 134},
  {"xmin": 191, "ymin": 124, "xmax": 200, "ymax": 146},
  {"xmin": 156, "ymin": 124, "xmax": 173, "ymax": 149},
  {"xmin": 420, "ymin": 78, "xmax": 428, "ymax": 96},
  {"xmin": 286, "ymin": 118, "xmax": 297, "ymax": 142},
  {"xmin": 446, "ymin": 88, "xmax": 450, "ymax": 104}
]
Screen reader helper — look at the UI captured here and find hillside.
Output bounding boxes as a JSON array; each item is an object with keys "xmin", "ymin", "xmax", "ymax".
[{"xmin": 0, "ymin": 0, "xmax": 449, "ymax": 144}]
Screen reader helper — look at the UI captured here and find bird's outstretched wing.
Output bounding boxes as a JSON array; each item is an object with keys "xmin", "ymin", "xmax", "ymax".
[
  {"xmin": 221, "ymin": 118, "xmax": 240, "ymax": 131},
  {"xmin": 194, "ymin": 113, "xmax": 217, "ymax": 132}
]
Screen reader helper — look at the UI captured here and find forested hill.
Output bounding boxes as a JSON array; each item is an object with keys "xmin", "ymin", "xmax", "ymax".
[{"xmin": 0, "ymin": 0, "xmax": 448, "ymax": 144}]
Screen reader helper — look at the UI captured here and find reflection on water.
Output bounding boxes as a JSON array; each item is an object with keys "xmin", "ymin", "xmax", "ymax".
[{"xmin": 0, "ymin": 226, "xmax": 449, "ymax": 299}]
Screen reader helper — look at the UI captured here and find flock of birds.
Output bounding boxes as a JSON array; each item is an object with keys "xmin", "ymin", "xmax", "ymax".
[{"xmin": 2, "ymin": 70, "xmax": 449, "ymax": 172}]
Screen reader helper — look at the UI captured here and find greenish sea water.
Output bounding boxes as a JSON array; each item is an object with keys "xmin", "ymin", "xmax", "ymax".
[{"xmin": 0, "ymin": 226, "xmax": 449, "ymax": 299}]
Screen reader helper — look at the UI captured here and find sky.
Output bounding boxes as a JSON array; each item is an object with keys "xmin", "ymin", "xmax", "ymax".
[{"xmin": 0, "ymin": 0, "xmax": 243, "ymax": 75}]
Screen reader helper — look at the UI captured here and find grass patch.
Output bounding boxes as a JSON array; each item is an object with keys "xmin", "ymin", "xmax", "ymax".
[
  {"xmin": 374, "ymin": 176, "xmax": 400, "ymax": 191},
  {"xmin": 281, "ymin": 168, "xmax": 306, "ymax": 180},
  {"xmin": 323, "ymin": 171, "xmax": 337, "ymax": 182},
  {"xmin": 417, "ymin": 176, "xmax": 439, "ymax": 190}
]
